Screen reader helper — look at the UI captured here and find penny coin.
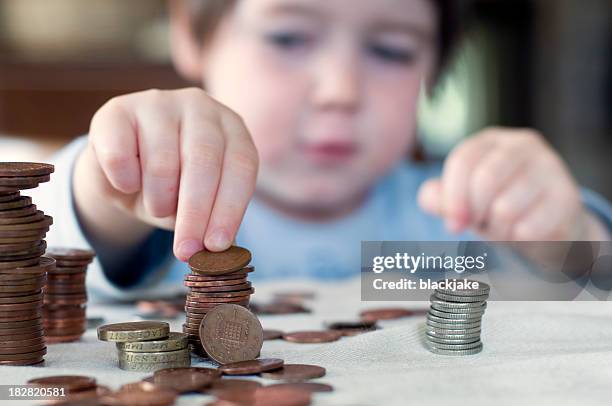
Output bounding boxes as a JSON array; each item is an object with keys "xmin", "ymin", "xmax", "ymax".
[
  {"xmin": 0, "ymin": 317, "xmax": 42, "ymax": 329},
  {"xmin": 267, "ymin": 382, "xmax": 334, "ymax": 393},
  {"xmin": 117, "ymin": 332, "xmax": 189, "ymax": 353},
  {"xmin": 282, "ymin": 331, "xmax": 342, "ymax": 344},
  {"xmin": 186, "ymin": 295, "xmax": 251, "ymax": 304},
  {"xmin": 188, "ymin": 246, "xmax": 252, "ymax": 275},
  {"xmin": 260, "ymin": 364, "xmax": 326, "ymax": 381},
  {"xmin": 360, "ymin": 307, "xmax": 414, "ymax": 322},
  {"xmin": 0, "ymin": 211, "xmax": 45, "ymax": 226},
  {"xmin": 149, "ymin": 368, "xmax": 216, "ymax": 393},
  {"xmin": 0, "ymin": 215, "xmax": 52, "ymax": 231},
  {"xmin": 0, "ymin": 192, "xmax": 19, "ymax": 202},
  {"xmin": 0, "ymin": 174, "xmax": 50, "ymax": 186},
  {"xmin": 155, "ymin": 366, "xmax": 222, "ymax": 379},
  {"xmin": 0, "ymin": 347, "xmax": 46, "ymax": 360},
  {"xmin": 212, "ymin": 385, "xmax": 311, "ymax": 406},
  {"xmin": 0, "ymin": 204, "xmax": 38, "ymax": 219},
  {"xmin": 203, "ymin": 378, "xmax": 262, "ymax": 395},
  {"xmin": 105, "ymin": 384, "xmax": 177, "ymax": 406},
  {"xmin": 46, "ymin": 247, "xmax": 96, "ymax": 261},
  {"xmin": 0, "ymin": 241, "xmax": 41, "ymax": 253},
  {"xmin": 0, "ymin": 357, "xmax": 44, "ymax": 366},
  {"xmin": 0, "ymin": 336, "xmax": 45, "ymax": 350},
  {"xmin": 0, "ymin": 196, "xmax": 31, "ymax": 210},
  {"xmin": 28, "ymin": 375, "xmax": 96, "ymax": 392},
  {"xmin": 0, "ymin": 330, "xmax": 43, "ymax": 341},
  {"xmin": 188, "ymin": 289, "xmax": 255, "ymax": 299},
  {"xmin": 184, "ymin": 278, "xmax": 247, "ymax": 288},
  {"xmin": 97, "ymin": 321, "xmax": 169, "ymax": 342},
  {"xmin": 184, "ymin": 267, "xmax": 254, "ymax": 281},
  {"xmin": 188, "ymin": 282, "xmax": 252, "ymax": 293},
  {"xmin": 219, "ymin": 358, "xmax": 284, "ymax": 375},
  {"xmin": 0, "ymin": 258, "xmax": 41, "ymax": 270},
  {"xmin": 199, "ymin": 304, "xmax": 263, "ymax": 365},
  {"xmin": 0, "ymin": 162, "xmax": 54, "ymax": 177}
]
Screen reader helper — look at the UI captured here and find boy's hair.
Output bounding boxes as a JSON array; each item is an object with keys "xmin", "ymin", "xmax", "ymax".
[{"xmin": 186, "ymin": 0, "xmax": 465, "ymax": 80}]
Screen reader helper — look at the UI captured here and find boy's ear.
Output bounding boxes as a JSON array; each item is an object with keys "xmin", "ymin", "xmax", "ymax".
[{"xmin": 169, "ymin": 0, "xmax": 203, "ymax": 82}]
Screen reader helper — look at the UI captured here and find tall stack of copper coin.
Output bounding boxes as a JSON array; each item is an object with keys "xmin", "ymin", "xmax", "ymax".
[
  {"xmin": 0, "ymin": 162, "xmax": 55, "ymax": 366},
  {"xmin": 44, "ymin": 248, "xmax": 96, "ymax": 343},
  {"xmin": 183, "ymin": 246, "xmax": 255, "ymax": 356}
]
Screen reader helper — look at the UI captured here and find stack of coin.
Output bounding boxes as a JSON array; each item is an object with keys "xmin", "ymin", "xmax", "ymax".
[
  {"xmin": 425, "ymin": 280, "xmax": 489, "ymax": 356},
  {"xmin": 98, "ymin": 321, "xmax": 191, "ymax": 372},
  {"xmin": 44, "ymin": 248, "xmax": 96, "ymax": 343},
  {"xmin": 0, "ymin": 162, "xmax": 55, "ymax": 366},
  {"xmin": 184, "ymin": 246, "xmax": 255, "ymax": 356}
]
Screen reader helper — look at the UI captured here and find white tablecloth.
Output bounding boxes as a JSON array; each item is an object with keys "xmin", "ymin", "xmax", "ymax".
[{"xmin": 2, "ymin": 278, "xmax": 612, "ymax": 406}]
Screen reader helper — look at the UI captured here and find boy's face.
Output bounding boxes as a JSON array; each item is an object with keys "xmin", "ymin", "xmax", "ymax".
[{"xmin": 190, "ymin": 0, "xmax": 437, "ymax": 214}]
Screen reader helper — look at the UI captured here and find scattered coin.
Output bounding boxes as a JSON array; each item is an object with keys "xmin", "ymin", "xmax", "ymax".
[
  {"xmin": 282, "ymin": 331, "xmax": 343, "ymax": 344},
  {"xmin": 219, "ymin": 358, "xmax": 284, "ymax": 375},
  {"xmin": 260, "ymin": 364, "xmax": 326, "ymax": 382},
  {"xmin": 27, "ymin": 375, "xmax": 97, "ymax": 392},
  {"xmin": 147, "ymin": 367, "xmax": 216, "ymax": 393},
  {"xmin": 360, "ymin": 307, "xmax": 414, "ymax": 322},
  {"xmin": 268, "ymin": 382, "xmax": 334, "ymax": 393}
]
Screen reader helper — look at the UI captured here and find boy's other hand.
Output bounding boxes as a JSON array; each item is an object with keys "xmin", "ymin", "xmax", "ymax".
[
  {"xmin": 417, "ymin": 127, "xmax": 610, "ymax": 241},
  {"xmin": 74, "ymin": 88, "xmax": 259, "ymax": 261}
]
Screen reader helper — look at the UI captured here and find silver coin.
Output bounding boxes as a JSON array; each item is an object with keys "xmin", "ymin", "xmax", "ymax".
[
  {"xmin": 426, "ymin": 334, "xmax": 481, "ymax": 345},
  {"xmin": 434, "ymin": 292, "xmax": 489, "ymax": 303},
  {"xmin": 429, "ymin": 294, "xmax": 486, "ymax": 308},
  {"xmin": 426, "ymin": 326, "xmax": 481, "ymax": 336},
  {"xmin": 426, "ymin": 318, "xmax": 481, "ymax": 330},
  {"xmin": 427, "ymin": 312, "xmax": 483, "ymax": 325},
  {"xmin": 428, "ymin": 308, "xmax": 485, "ymax": 320},
  {"xmin": 427, "ymin": 342, "xmax": 483, "ymax": 356},
  {"xmin": 434, "ymin": 280, "xmax": 490, "ymax": 296},
  {"xmin": 426, "ymin": 330, "xmax": 481, "ymax": 340},
  {"xmin": 426, "ymin": 339, "xmax": 482, "ymax": 351}
]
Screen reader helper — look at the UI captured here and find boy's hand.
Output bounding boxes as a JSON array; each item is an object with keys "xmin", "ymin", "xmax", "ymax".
[
  {"xmin": 74, "ymin": 88, "xmax": 259, "ymax": 261},
  {"xmin": 418, "ymin": 127, "xmax": 609, "ymax": 241}
]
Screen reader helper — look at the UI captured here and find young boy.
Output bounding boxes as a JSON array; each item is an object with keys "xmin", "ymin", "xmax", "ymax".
[{"xmin": 34, "ymin": 0, "xmax": 612, "ymax": 300}]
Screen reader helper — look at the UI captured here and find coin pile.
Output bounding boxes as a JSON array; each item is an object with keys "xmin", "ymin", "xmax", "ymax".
[
  {"xmin": 97, "ymin": 321, "xmax": 191, "ymax": 372},
  {"xmin": 44, "ymin": 247, "xmax": 95, "ymax": 343},
  {"xmin": 425, "ymin": 280, "xmax": 489, "ymax": 356},
  {"xmin": 184, "ymin": 246, "xmax": 257, "ymax": 357},
  {"xmin": 0, "ymin": 162, "xmax": 55, "ymax": 366}
]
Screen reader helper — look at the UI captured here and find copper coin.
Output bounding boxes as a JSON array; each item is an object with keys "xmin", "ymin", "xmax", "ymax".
[
  {"xmin": 184, "ymin": 267, "xmax": 254, "ymax": 282},
  {"xmin": 0, "ymin": 282, "xmax": 45, "ymax": 293},
  {"xmin": 0, "ymin": 276, "xmax": 45, "ymax": 285},
  {"xmin": 182, "ymin": 325, "xmax": 200, "ymax": 336},
  {"xmin": 0, "ymin": 318, "xmax": 42, "ymax": 329},
  {"xmin": 188, "ymin": 288, "xmax": 254, "ymax": 298},
  {"xmin": 0, "ymin": 162, "xmax": 54, "ymax": 177},
  {"xmin": 0, "ymin": 173, "xmax": 50, "ymax": 186},
  {"xmin": 186, "ymin": 302, "xmax": 249, "ymax": 313},
  {"xmin": 0, "ymin": 215, "xmax": 52, "ymax": 231},
  {"xmin": 0, "ymin": 204, "xmax": 37, "ymax": 218},
  {"xmin": 184, "ymin": 278, "xmax": 247, "ymax": 288},
  {"xmin": 43, "ymin": 319, "xmax": 86, "ymax": 328},
  {"xmin": 0, "ymin": 257, "xmax": 40, "ymax": 270},
  {"xmin": 251, "ymin": 302, "xmax": 311, "ymax": 315},
  {"xmin": 0, "ymin": 196, "xmax": 31, "ymax": 210},
  {"xmin": 0, "ymin": 336, "xmax": 45, "ymax": 348},
  {"xmin": 0, "ymin": 338, "xmax": 47, "ymax": 359},
  {"xmin": 327, "ymin": 320, "xmax": 378, "ymax": 330},
  {"xmin": 0, "ymin": 325, "xmax": 42, "ymax": 337},
  {"xmin": 0, "ymin": 234, "xmax": 45, "ymax": 244},
  {"xmin": 54, "ymin": 260, "xmax": 94, "ymax": 268},
  {"xmin": 360, "ymin": 307, "xmax": 414, "ymax": 322},
  {"xmin": 188, "ymin": 246, "xmax": 252, "ymax": 275},
  {"xmin": 104, "ymin": 384, "xmax": 177, "ymax": 406},
  {"xmin": 268, "ymin": 382, "xmax": 333, "ymax": 393},
  {"xmin": 28, "ymin": 375, "xmax": 96, "ymax": 392},
  {"xmin": 260, "ymin": 364, "xmax": 326, "ymax": 381},
  {"xmin": 48, "ymin": 266, "xmax": 88, "ymax": 275},
  {"xmin": 45, "ymin": 286, "xmax": 86, "ymax": 295},
  {"xmin": 199, "ymin": 304, "xmax": 263, "ymax": 365},
  {"xmin": 212, "ymin": 385, "xmax": 311, "ymax": 406},
  {"xmin": 0, "ymin": 343, "xmax": 46, "ymax": 356},
  {"xmin": 46, "ymin": 247, "xmax": 96, "ymax": 261},
  {"xmin": 203, "ymin": 378, "xmax": 262, "ymax": 395},
  {"xmin": 219, "ymin": 358, "xmax": 284, "ymax": 375},
  {"xmin": 0, "ymin": 312, "xmax": 41, "ymax": 322},
  {"xmin": 263, "ymin": 329, "xmax": 284, "ymax": 340},
  {"xmin": 0, "ymin": 211, "xmax": 45, "ymax": 226},
  {"xmin": 281, "ymin": 331, "xmax": 342, "ymax": 344},
  {"xmin": 189, "ymin": 282, "xmax": 252, "ymax": 293},
  {"xmin": 0, "ymin": 248, "xmax": 46, "ymax": 262},
  {"xmin": 0, "ymin": 240, "xmax": 41, "ymax": 253},
  {"xmin": 44, "ymin": 308, "xmax": 86, "ymax": 318},
  {"xmin": 0, "ymin": 256, "xmax": 55, "ymax": 274},
  {"xmin": 48, "ymin": 273, "xmax": 86, "ymax": 282},
  {"xmin": 149, "ymin": 368, "xmax": 217, "ymax": 393},
  {"xmin": 0, "ymin": 330, "xmax": 44, "ymax": 341},
  {"xmin": 0, "ymin": 192, "xmax": 19, "ymax": 202},
  {"xmin": 186, "ymin": 294, "xmax": 252, "ymax": 303},
  {"xmin": 0, "ymin": 357, "xmax": 44, "ymax": 366}
]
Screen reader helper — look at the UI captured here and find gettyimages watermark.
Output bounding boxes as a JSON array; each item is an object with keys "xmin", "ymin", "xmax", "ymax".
[{"xmin": 361, "ymin": 241, "xmax": 612, "ymax": 301}]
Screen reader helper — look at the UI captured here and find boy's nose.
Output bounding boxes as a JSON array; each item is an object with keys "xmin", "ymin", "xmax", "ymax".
[{"xmin": 311, "ymin": 47, "xmax": 362, "ymax": 112}]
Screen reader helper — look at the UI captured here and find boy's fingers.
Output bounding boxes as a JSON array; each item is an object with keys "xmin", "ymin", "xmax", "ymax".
[
  {"xmin": 442, "ymin": 133, "xmax": 495, "ymax": 233},
  {"xmin": 89, "ymin": 100, "xmax": 141, "ymax": 194},
  {"xmin": 138, "ymin": 107, "xmax": 181, "ymax": 219},
  {"xmin": 417, "ymin": 179, "xmax": 443, "ymax": 216},
  {"xmin": 512, "ymin": 190, "xmax": 570, "ymax": 241},
  {"xmin": 204, "ymin": 112, "xmax": 258, "ymax": 252},
  {"xmin": 469, "ymin": 145, "xmax": 529, "ymax": 228},
  {"xmin": 174, "ymin": 116, "xmax": 225, "ymax": 262}
]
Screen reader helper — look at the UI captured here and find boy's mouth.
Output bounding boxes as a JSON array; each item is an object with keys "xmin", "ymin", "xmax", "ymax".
[{"xmin": 300, "ymin": 141, "xmax": 358, "ymax": 165}]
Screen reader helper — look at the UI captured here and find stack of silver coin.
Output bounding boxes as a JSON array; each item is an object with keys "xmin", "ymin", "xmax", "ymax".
[{"xmin": 425, "ymin": 280, "xmax": 490, "ymax": 355}]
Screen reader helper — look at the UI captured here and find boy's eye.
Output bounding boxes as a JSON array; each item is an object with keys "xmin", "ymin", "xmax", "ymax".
[
  {"xmin": 266, "ymin": 32, "xmax": 310, "ymax": 49},
  {"xmin": 368, "ymin": 43, "xmax": 416, "ymax": 64}
]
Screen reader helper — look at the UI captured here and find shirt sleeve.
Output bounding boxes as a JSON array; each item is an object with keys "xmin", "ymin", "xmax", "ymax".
[{"xmin": 30, "ymin": 136, "xmax": 186, "ymax": 302}]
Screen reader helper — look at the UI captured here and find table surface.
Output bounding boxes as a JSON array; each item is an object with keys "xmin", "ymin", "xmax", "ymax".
[{"xmin": 2, "ymin": 278, "xmax": 612, "ymax": 406}]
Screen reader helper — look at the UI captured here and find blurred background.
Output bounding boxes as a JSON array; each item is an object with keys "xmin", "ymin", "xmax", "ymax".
[{"xmin": 0, "ymin": 0, "xmax": 609, "ymax": 199}]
